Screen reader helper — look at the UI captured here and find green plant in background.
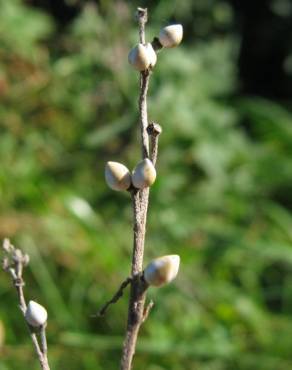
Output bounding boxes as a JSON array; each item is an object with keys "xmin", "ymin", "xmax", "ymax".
[
  {"xmin": 1, "ymin": 0, "xmax": 292, "ymax": 369},
  {"xmin": 2, "ymin": 5, "xmax": 185, "ymax": 369}
]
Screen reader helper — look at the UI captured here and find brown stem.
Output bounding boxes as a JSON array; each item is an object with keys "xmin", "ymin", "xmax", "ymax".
[
  {"xmin": 120, "ymin": 192, "xmax": 149, "ymax": 370},
  {"xmin": 147, "ymin": 122, "xmax": 162, "ymax": 167},
  {"xmin": 136, "ymin": 7, "xmax": 150, "ymax": 160},
  {"xmin": 120, "ymin": 8, "xmax": 158, "ymax": 370},
  {"xmin": 139, "ymin": 70, "xmax": 150, "ymax": 159},
  {"xmin": 40, "ymin": 325, "xmax": 50, "ymax": 370}
]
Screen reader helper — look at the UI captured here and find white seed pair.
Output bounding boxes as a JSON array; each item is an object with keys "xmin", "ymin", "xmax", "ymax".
[
  {"xmin": 105, "ymin": 158, "xmax": 156, "ymax": 191},
  {"xmin": 128, "ymin": 24, "xmax": 183, "ymax": 71}
]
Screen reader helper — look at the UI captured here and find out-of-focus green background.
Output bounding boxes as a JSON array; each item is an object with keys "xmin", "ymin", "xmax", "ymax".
[{"xmin": 1, "ymin": 0, "xmax": 292, "ymax": 369}]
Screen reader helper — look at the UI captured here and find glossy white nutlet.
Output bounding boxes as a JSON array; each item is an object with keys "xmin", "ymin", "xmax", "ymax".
[
  {"xmin": 144, "ymin": 255, "xmax": 180, "ymax": 287},
  {"xmin": 128, "ymin": 43, "xmax": 157, "ymax": 71},
  {"xmin": 132, "ymin": 158, "xmax": 156, "ymax": 189},
  {"xmin": 159, "ymin": 24, "xmax": 183, "ymax": 48},
  {"xmin": 145, "ymin": 43, "xmax": 157, "ymax": 68},
  {"xmin": 25, "ymin": 301, "xmax": 48, "ymax": 327},
  {"xmin": 105, "ymin": 161, "xmax": 132, "ymax": 191}
]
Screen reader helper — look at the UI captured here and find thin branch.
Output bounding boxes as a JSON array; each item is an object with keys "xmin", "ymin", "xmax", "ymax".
[
  {"xmin": 142, "ymin": 300, "xmax": 154, "ymax": 323},
  {"xmin": 92, "ymin": 277, "xmax": 132, "ymax": 317},
  {"xmin": 147, "ymin": 122, "xmax": 162, "ymax": 166},
  {"xmin": 2, "ymin": 239, "xmax": 50, "ymax": 370},
  {"xmin": 40, "ymin": 325, "xmax": 47, "ymax": 354}
]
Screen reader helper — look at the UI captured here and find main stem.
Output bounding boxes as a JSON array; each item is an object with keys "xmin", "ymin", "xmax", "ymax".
[
  {"xmin": 120, "ymin": 191, "xmax": 148, "ymax": 370},
  {"xmin": 120, "ymin": 7, "xmax": 151, "ymax": 370}
]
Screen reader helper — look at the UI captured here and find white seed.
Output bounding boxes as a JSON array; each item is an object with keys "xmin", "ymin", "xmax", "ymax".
[
  {"xmin": 25, "ymin": 301, "xmax": 48, "ymax": 327},
  {"xmin": 128, "ymin": 43, "xmax": 150, "ymax": 71},
  {"xmin": 144, "ymin": 255, "xmax": 180, "ymax": 287},
  {"xmin": 159, "ymin": 24, "xmax": 183, "ymax": 48},
  {"xmin": 105, "ymin": 161, "xmax": 131, "ymax": 191},
  {"xmin": 132, "ymin": 158, "xmax": 156, "ymax": 189},
  {"xmin": 128, "ymin": 43, "xmax": 157, "ymax": 71},
  {"xmin": 145, "ymin": 43, "xmax": 157, "ymax": 68}
]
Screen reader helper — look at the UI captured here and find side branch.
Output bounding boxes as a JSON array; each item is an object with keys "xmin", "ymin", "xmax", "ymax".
[
  {"xmin": 93, "ymin": 277, "xmax": 132, "ymax": 317},
  {"xmin": 2, "ymin": 239, "xmax": 50, "ymax": 370},
  {"xmin": 147, "ymin": 122, "xmax": 162, "ymax": 166}
]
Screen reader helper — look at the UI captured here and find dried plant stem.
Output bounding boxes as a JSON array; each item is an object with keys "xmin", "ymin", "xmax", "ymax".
[
  {"xmin": 120, "ymin": 191, "xmax": 148, "ymax": 370},
  {"xmin": 147, "ymin": 122, "xmax": 162, "ymax": 166},
  {"xmin": 93, "ymin": 277, "xmax": 133, "ymax": 317},
  {"xmin": 120, "ymin": 7, "xmax": 161, "ymax": 370},
  {"xmin": 2, "ymin": 239, "xmax": 50, "ymax": 370}
]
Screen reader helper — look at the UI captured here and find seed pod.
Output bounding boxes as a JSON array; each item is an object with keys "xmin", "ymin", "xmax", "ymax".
[
  {"xmin": 128, "ymin": 43, "xmax": 150, "ymax": 71},
  {"xmin": 128, "ymin": 43, "xmax": 157, "ymax": 71},
  {"xmin": 132, "ymin": 158, "xmax": 156, "ymax": 189},
  {"xmin": 25, "ymin": 301, "xmax": 48, "ymax": 327},
  {"xmin": 144, "ymin": 255, "xmax": 180, "ymax": 287},
  {"xmin": 105, "ymin": 161, "xmax": 131, "ymax": 191},
  {"xmin": 145, "ymin": 43, "xmax": 157, "ymax": 68},
  {"xmin": 159, "ymin": 24, "xmax": 183, "ymax": 48}
]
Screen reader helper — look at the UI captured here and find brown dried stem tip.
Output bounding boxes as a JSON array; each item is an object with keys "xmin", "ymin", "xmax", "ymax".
[
  {"xmin": 136, "ymin": 8, "xmax": 148, "ymax": 44},
  {"xmin": 147, "ymin": 122, "xmax": 162, "ymax": 166}
]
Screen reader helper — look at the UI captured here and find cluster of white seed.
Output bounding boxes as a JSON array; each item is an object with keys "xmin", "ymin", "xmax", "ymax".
[
  {"xmin": 128, "ymin": 24, "xmax": 183, "ymax": 71},
  {"xmin": 104, "ymin": 23, "xmax": 183, "ymax": 289},
  {"xmin": 105, "ymin": 159, "xmax": 156, "ymax": 191}
]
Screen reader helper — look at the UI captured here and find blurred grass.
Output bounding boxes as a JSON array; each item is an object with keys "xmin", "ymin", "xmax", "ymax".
[{"xmin": 1, "ymin": 0, "xmax": 292, "ymax": 369}]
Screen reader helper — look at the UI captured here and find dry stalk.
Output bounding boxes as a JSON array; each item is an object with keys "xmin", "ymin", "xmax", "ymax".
[
  {"xmin": 120, "ymin": 8, "xmax": 160, "ymax": 370},
  {"xmin": 2, "ymin": 239, "xmax": 50, "ymax": 370}
]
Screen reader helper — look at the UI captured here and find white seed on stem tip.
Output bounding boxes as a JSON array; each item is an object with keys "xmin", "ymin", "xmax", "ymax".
[
  {"xmin": 128, "ymin": 43, "xmax": 157, "ymax": 71},
  {"xmin": 25, "ymin": 301, "xmax": 48, "ymax": 327},
  {"xmin": 144, "ymin": 255, "xmax": 180, "ymax": 287},
  {"xmin": 132, "ymin": 158, "xmax": 156, "ymax": 189},
  {"xmin": 105, "ymin": 161, "xmax": 132, "ymax": 191},
  {"xmin": 159, "ymin": 24, "xmax": 183, "ymax": 48}
]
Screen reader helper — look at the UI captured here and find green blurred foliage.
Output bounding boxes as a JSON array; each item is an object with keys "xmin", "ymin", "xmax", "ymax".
[{"xmin": 1, "ymin": 0, "xmax": 292, "ymax": 369}]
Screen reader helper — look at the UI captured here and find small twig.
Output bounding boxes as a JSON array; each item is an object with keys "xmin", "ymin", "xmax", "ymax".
[
  {"xmin": 147, "ymin": 122, "xmax": 162, "ymax": 166},
  {"xmin": 2, "ymin": 239, "xmax": 50, "ymax": 370},
  {"xmin": 40, "ymin": 325, "xmax": 48, "ymax": 355},
  {"xmin": 92, "ymin": 277, "xmax": 132, "ymax": 317},
  {"xmin": 142, "ymin": 300, "xmax": 154, "ymax": 323}
]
